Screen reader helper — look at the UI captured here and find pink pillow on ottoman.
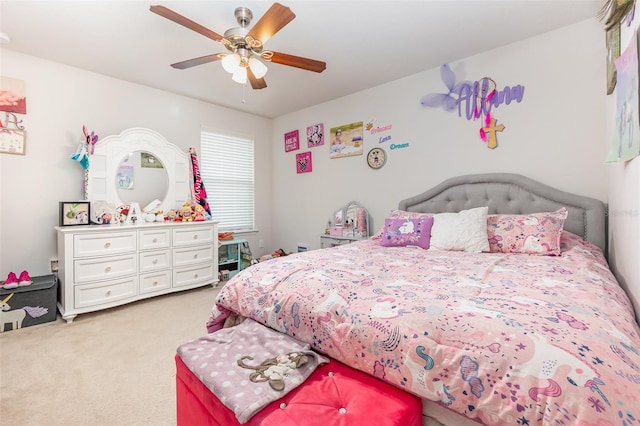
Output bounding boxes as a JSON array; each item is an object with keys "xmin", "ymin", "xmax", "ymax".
[
  {"xmin": 486, "ymin": 208, "xmax": 568, "ymax": 255},
  {"xmin": 380, "ymin": 217, "xmax": 434, "ymax": 249}
]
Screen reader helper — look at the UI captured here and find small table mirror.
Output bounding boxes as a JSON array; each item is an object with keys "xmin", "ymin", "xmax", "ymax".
[{"xmin": 337, "ymin": 201, "xmax": 370, "ymax": 238}]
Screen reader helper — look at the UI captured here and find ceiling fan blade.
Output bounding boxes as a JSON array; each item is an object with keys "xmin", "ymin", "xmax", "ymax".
[
  {"xmin": 247, "ymin": 67, "xmax": 267, "ymax": 90},
  {"xmin": 171, "ymin": 54, "xmax": 222, "ymax": 69},
  {"xmin": 268, "ymin": 52, "xmax": 326, "ymax": 73},
  {"xmin": 150, "ymin": 5, "xmax": 225, "ymax": 43},
  {"xmin": 248, "ymin": 2, "xmax": 295, "ymax": 44}
]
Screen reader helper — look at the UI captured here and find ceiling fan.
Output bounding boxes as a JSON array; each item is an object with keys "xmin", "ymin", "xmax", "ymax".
[{"xmin": 150, "ymin": 2, "xmax": 326, "ymax": 90}]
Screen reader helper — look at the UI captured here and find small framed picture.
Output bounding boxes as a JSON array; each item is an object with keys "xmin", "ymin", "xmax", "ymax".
[
  {"xmin": 284, "ymin": 129, "xmax": 300, "ymax": 152},
  {"xmin": 59, "ymin": 201, "xmax": 91, "ymax": 226},
  {"xmin": 0, "ymin": 129, "xmax": 27, "ymax": 155},
  {"xmin": 296, "ymin": 151, "xmax": 312, "ymax": 173}
]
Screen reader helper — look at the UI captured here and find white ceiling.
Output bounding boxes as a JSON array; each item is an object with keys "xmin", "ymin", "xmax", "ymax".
[{"xmin": 0, "ymin": 1, "xmax": 602, "ymax": 119}]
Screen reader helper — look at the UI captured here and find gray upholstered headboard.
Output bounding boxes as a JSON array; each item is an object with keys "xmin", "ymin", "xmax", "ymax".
[{"xmin": 398, "ymin": 173, "xmax": 607, "ymax": 252}]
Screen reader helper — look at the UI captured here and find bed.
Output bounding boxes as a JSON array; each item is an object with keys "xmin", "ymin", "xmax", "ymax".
[{"xmin": 197, "ymin": 173, "xmax": 640, "ymax": 425}]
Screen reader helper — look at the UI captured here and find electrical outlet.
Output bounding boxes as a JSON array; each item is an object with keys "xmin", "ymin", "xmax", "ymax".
[
  {"xmin": 259, "ymin": 239, "xmax": 264, "ymax": 248},
  {"xmin": 50, "ymin": 259, "xmax": 59, "ymax": 273}
]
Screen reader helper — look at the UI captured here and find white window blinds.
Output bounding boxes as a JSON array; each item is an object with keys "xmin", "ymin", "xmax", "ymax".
[{"xmin": 200, "ymin": 129, "xmax": 255, "ymax": 232}]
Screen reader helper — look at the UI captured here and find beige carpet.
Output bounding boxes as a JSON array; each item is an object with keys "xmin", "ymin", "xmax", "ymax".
[{"xmin": 0, "ymin": 284, "xmax": 221, "ymax": 426}]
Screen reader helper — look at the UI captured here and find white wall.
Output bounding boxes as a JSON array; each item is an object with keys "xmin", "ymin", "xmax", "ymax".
[
  {"xmin": 606, "ymin": 19, "xmax": 640, "ymax": 319},
  {"xmin": 271, "ymin": 19, "xmax": 607, "ymax": 254},
  {"xmin": 0, "ymin": 49, "xmax": 273, "ymax": 277}
]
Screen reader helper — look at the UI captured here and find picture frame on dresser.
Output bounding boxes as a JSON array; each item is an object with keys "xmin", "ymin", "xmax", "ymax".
[{"xmin": 59, "ymin": 201, "xmax": 91, "ymax": 226}]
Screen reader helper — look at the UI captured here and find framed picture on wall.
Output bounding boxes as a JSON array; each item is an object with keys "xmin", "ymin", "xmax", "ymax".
[
  {"xmin": 284, "ymin": 129, "xmax": 300, "ymax": 152},
  {"xmin": 306, "ymin": 123, "xmax": 324, "ymax": 147},
  {"xmin": 0, "ymin": 129, "xmax": 26, "ymax": 155},
  {"xmin": 330, "ymin": 122, "xmax": 364, "ymax": 159},
  {"xmin": 606, "ymin": 22, "xmax": 621, "ymax": 95},
  {"xmin": 59, "ymin": 202, "xmax": 91, "ymax": 226},
  {"xmin": 296, "ymin": 151, "xmax": 312, "ymax": 173}
]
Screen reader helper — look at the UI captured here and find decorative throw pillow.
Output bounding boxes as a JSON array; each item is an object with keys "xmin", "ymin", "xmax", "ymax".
[
  {"xmin": 430, "ymin": 206, "xmax": 490, "ymax": 252},
  {"xmin": 372, "ymin": 210, "xmax": 432, "ymax": 239},
  {"xmin": 380, "ymin": 216, "xmax": 434, "ymax": 249},
  {"xmin": 486, "ymin": 208, "xmax": 568, "ymax": 255}
]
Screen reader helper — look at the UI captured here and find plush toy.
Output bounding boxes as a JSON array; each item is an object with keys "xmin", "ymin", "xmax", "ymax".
[
  {"xmin": 193, "ymin": 204, "xmax": 206, "ymax": 222},
  {"xmin": 115, "ymin": 205, "xmax": 129, "ymax": 224},
  {"xmin": 179, "ymin": 203, "xmax": 193, "ymax": 222},
  {"xmin": 167, "ymin": 210, "xmax": 177, "ymax": 222}
]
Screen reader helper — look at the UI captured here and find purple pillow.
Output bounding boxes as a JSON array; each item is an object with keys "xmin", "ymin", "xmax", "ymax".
[{"xmin": 380, "ymin": 217, "xmax": 434, "ymax": 249}]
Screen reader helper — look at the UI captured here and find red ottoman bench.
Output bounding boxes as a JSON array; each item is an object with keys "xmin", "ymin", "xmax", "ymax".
[{"xmin": 176, "ymin": 354, "xmax": 423, "ymax": 426}]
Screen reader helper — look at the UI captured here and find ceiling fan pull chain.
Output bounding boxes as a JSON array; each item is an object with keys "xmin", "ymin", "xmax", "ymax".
[{"xmin": 242, "ymin": 83, "xmax": 246, "ymax": 104}]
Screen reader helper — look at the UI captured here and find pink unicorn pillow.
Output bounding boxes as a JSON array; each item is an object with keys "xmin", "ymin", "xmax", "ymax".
[{"xmin": 486, "ymin": 208, "xmax": 568, "ymax": 255}]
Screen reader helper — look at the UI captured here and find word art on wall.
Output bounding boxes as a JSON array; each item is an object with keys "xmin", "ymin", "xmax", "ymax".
[{"xmin": 420, "ymin": 64, "xmax": 525, "ymax": 149}]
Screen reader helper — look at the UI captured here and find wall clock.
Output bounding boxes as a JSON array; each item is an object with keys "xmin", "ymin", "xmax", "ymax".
[{"xmin": 367, "ymin": 147, "xmax": 386, "ymax": 169}]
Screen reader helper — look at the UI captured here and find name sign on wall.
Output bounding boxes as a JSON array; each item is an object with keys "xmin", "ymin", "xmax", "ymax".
[{"xmin": 420, "ymin": 64, "xmax": 525, "ymax": 149}]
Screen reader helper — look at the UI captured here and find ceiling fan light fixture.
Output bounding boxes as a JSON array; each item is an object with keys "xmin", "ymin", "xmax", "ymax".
[
  {"xmin": 221, "ymin": 53, "xmax": 241, "ymax": 73},
  {"xmin": 249, "ymin": 57, "xmax": 268, "ymax": 79},
  {"xmin": 232, "ymin": 66, "xmax": 248, "ymax": 84}
]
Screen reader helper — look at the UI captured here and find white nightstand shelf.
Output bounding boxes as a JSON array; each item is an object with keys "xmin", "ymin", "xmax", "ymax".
[
  {"xmin": 320, "ymin": 235, "xmax": 364, "ymax": 248},
  {"xmin": 218, "ymin": 238, "xmax": 247, "ymax": 280}
]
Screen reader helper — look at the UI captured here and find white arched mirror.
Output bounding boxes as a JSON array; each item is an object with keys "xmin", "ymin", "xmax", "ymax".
[
  {"xmin": 335, "ymin": 201, "xmax": 370, "ymax": 238},
  {"xmin": 85, "ymin": 128, "xmax": 191, "ymax": 213}
]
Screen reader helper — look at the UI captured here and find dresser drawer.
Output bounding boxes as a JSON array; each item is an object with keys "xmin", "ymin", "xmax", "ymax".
[
  {"xmin": 139, "ymin": 270, "xmax": 171, "ymax": 295},
  {"xmin": 74, "ymin": 254, "xmax": 137, "ymax": 283},
  {"xmin": 139, "ymin": 250, "xmax": 171, "ymax": 272},
  {"xmin": 173, "ymin": 263, "xmax": 215, "ymax": 288},
  {"xmin": 173, "ymin": 244, "xmax": 214, "ymax": 267},
  {"xmin": 74, "ymin": 276, "xmax": 137, "ymax": 309},
  {"xmin": 73, "ymin": 231, "xmax": 137, "ymax": 258},
  {"xmin": 172, "ymin": 226, "xmax": 214, "ymax": 247},
  {"xmin": 139, "ymin": 228, "xmax": 171, "ymax": 251}
]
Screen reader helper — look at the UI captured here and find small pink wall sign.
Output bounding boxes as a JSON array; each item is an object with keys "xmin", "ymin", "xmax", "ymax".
[
  {"xmin": 307, "ymin": 123, "xmax": 324, "ymax": 147},
  {"xmin": 296, "ymin": 151, "xmax": 312, "ymax": 173},
  {"xmin": 284, "ymin": 129, "xmax": 300, "ymax": 152}
]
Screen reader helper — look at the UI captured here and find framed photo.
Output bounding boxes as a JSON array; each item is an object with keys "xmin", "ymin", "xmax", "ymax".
[
  {"xmin": 284, "ymin": 129, "xmax": 300, "ymax": 152},
  {"xmin": 59, "ymin": 202, "xmax": 91, "ymax": 226},
  {"xmin": 606, "ymin": 23, "xmax": 621, "ymax": 95},
  {"xmin": 0, "ymin": 129, "xmax": 26, "ymax": 155},
  {"xmin": 330, "ymin": 121, "xmax": 364, "ymax": 159}
]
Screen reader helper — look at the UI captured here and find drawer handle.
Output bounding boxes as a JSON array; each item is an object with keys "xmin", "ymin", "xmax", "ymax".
[
  {"xmin": 152, "ymin": 238, "xmax": 158, "ymax": 243},
  {"xmin": 193, "ymin": 254, "xmax": 198, "ymax": 259},
  {"xmin": 153, "ymin": 280, "xmax": 158, "ymax": 286},
  {"xmin": 105, "ymin": 266, "xmax": 112, "ymax": 273},
  {"xmin": 193, "ymin": 235, "xmax": 198, "ymax": 240},
  {"xmin": 193, "ymin": 273, "xmax": 199, "ymax": 279},
  {"xmin": 106, "ymin": 290, "xmax": 112, "ymax": 296},
  {"xmin": 104, "ymin": 242, "xmax": 111, "ymax": 249},
  {"xmin": 153, "ymin": 259, "xmax": 158, "ymax": 264}
]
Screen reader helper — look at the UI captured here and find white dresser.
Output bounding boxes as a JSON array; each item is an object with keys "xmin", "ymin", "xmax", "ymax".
[{"xmin": 56, "ymin": 221, "xmax": 218, "ymax": 323}]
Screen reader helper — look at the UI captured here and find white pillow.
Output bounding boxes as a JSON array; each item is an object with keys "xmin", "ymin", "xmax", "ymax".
[{"xmin": 429, "ymin": 207, "xmax": 489, "ymax": 252}]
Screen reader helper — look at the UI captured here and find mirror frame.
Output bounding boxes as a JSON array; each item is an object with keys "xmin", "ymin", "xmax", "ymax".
[
  {"xmin": 336, "ymin": 200, "xmax": 370, "ymax": 238},
  {"xmin": 85, "ymin": 127, "xmax": 191, "ymax": 214}
]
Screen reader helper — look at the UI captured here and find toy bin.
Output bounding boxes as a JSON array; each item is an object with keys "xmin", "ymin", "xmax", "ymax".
[{"xmin": 0, "ymin": 274, "xmax": 58, "ymax": 332}]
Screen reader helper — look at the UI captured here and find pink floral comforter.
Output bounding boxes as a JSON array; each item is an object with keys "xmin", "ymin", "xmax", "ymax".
[{"xmin": 207, "ymin": 233, "xmax": 640, "ymax": 425}]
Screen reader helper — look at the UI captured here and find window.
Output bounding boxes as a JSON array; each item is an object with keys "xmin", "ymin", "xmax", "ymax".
[{"xmin": 200, "ymin": 128, "xmax": 255, "ymax": 232}]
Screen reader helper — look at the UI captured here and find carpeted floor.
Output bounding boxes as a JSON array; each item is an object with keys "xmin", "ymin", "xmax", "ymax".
[{"xmin": 0, "ymin": 284, "xmax": 220, "ymax": 426}]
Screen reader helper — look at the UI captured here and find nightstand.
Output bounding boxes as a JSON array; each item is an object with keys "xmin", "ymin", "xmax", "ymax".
[
  {"xmin": 320, "ymin": 235, "xmax": 363, "ymax": 248},
  {"xmin": 218, "ymin": 238, "xmax": 247, "ymax": 280}
]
